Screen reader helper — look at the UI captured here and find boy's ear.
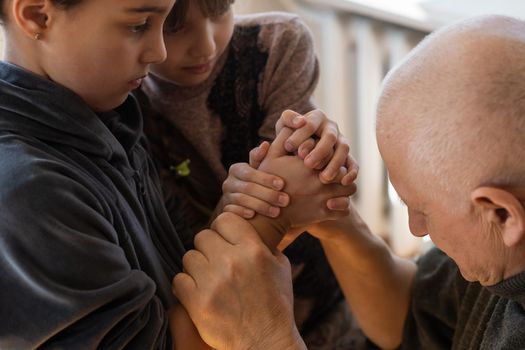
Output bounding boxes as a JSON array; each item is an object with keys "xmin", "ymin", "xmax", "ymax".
[
  {"xmin": 11, "ymin": 0, "xmax": 51, "ymax": 39},
  {"xmin": 471, "ymin": 186, "xmax": 525, "ymax": 247}
]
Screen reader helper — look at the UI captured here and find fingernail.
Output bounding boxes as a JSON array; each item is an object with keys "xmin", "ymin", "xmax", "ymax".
[
  {"xmin": 292, "ymin": 116, "xmax": 303, "ymax": 126},
  {"xmin": 243, "ymin": 209, "xmax": 254, "ymax": 218},
  {"xmin": 278, "ymin": 194, "xmax": 289, "ymax": 206},
  {"xmin": 305, "ymin": 155, "xmax": 318, "ymax": 168},
  {"xmin": 269, "ymin": 207, "xmax": 280, "ymax": 217},
  {"xmin": 322, "ymin": 170, "xmax": 335, "ymax": 181},
  {"xmin": 273, "ymin": 179, "xmax": 284, "ymax": 190},
  {"xmin": 285, "ymin": 141, "xmax": 295, "ymax": 152}
]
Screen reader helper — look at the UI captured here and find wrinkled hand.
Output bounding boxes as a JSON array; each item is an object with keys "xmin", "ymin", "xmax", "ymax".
[
  {"xmin": 276, "ymin": 109, "xmax": 358, "ymax": 185},
  {"xmin": 173, "ymin": 213, "xmax": 305, "ymax": 350}
]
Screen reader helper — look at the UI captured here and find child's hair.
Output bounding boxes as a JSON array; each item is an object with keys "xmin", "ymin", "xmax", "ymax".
[
  {"xmin": 164, "ymin": 0, "xmax": 235, "ymax": 33},
  {"xmin": 0, "ymin": 0, "xmax": 82, "ymax": 23}
]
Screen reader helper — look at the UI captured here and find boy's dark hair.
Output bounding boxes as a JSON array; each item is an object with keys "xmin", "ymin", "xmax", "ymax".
[
  {"xmin": 0, "ymin": 0, "xmax": 82, "ymax": 24},
  {"xmin": 164, "ymin": 0, "xmax": 235, "ymax": 33}
]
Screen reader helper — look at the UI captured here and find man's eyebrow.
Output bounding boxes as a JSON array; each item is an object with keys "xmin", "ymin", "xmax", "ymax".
[{"xmin": 124, "ymin": 6, "xmax": 169, "ymax": 14}]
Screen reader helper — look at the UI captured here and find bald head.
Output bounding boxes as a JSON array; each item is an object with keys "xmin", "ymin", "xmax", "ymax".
[{"xmin": 377, "ymin": 15, "xmax": 525, "ymax": 202}]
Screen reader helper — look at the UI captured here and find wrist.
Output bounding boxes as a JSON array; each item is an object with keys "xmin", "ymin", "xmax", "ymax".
[
  {"xmin": 312, "ymin": 210, "xmax": 372, "ymax": 243},
  {"xmin": 248, "ymin": 214, "xmax": 291, "ymax": 249},
  {"xmin": 247, "ymin": 326, "xmax": 306, "ymax": 350}
]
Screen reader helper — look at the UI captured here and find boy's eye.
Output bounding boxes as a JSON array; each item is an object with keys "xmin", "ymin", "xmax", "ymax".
[{"xmin": 129, "ymin": 21, "xmax": 151, "ymax": 33}]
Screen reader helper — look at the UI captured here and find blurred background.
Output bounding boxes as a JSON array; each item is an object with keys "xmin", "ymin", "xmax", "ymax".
[
  {"xmin": 234, "ymin": 0, "xmax": 525, "ymax": 257},
  {"xmin": 2, "ymin": 1, "xmax": 524, "ymax": 257}
]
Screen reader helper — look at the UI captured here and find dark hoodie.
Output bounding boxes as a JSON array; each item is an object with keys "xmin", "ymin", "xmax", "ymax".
[{"xmin": 0, "ymin": 61, "xmax": 186, "ymax": 349}]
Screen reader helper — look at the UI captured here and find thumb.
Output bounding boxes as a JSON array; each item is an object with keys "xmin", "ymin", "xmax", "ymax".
[
  {"xmin": 267, "ymin": 127, "xmax": 295, "ymax": 158},
  {"xmin": 249, "ymin": 141, "xmax": 270, "ymax": 168}
]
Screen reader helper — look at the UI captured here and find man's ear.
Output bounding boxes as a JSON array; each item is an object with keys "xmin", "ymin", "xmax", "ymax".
[
  {"xmin": 11, "ymin": 0, "xmax": 51, "ymax": 39},
  {"xmin": 471, "ymin": 186, "xmax": 525, "ymax": 247}
]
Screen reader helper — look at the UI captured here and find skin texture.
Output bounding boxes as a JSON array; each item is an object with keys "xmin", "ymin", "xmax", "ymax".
[{"xmin": 177, "ymin": 15, "xmax": 525, "ymax": 350}]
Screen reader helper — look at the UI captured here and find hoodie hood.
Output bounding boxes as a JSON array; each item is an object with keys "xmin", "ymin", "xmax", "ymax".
[{"xmin": 0, "ymin": 61, "xmax": 141, "ymax": 166}]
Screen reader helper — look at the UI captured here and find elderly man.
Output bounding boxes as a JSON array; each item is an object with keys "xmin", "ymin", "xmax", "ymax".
[{"xmin": 173, "ymin": 15, "xmax": 525, "ymax": 350}]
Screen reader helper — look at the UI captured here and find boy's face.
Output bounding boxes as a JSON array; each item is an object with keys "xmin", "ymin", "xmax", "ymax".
[
  {"xmin": 36, "ymin": 0, "xmax": 174, "ymax": 111},
  {"xmin": 150, "ymin": 1, "xmax": 234, "ymax": 86}
]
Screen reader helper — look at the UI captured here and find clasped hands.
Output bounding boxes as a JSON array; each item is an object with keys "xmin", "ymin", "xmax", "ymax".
[{"xmin": 171, "ymin": 109, "xmax": 358, "ymax": 350}]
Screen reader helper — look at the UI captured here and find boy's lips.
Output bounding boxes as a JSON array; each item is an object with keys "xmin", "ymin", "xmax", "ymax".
[
  {"xmin": 182, "ymin": 61, "xmax": 213, "ymax": 75},
  {"xmin": 128, "ymin": 75, "xmax": 146, "ymax": 88}
]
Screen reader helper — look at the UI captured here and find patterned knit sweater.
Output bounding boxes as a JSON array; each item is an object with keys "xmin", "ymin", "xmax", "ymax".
[{"xmin": 139, "ymin": 12, "xmax": 368, "ymax": 350}]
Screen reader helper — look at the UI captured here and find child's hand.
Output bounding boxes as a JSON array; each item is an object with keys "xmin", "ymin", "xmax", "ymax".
[
  {"xmin": 221, "ymin": 139, "xmax": 350, "ymax": 220},
  {"xmin": 221, "ymin": 147, "xmax": 289, "ymax": 219},
  {"xmin": 256, "ymin": 127, "xmax": 356, "ymax": 229},
  {"xmin": 276, "ymin": 109, "xmax": 359, "ymax": 186}
]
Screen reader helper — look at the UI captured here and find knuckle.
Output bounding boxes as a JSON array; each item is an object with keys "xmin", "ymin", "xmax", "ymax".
[
  {"xmin": 340, "ymin": 136, "xmax": 350, "ymax": 147},
  {"xmin": 222, "ymin": 178, "xmax": 232, "ymax": 192},
  {"xmin": 330, "ymin": 120, "xmax": 340, "ymax": 132},
  {"xmin": 243, "ymin": 182, "xmax": 255, "ymax": 194},
  {"xmin": 339, "ymin": 142, "xmax": 350, "ymax": 155},
  {"xmin": 182, "ymin": 249, "xmax": 198, "ymax": 267},
  {"xmin": 229, "ymin": 163, "xmax": 242, "ymax": 174},
  {"xmin": 325, "ymin": 132, "xmax": 337, "ymax": 144},
  {"xmin": 215, "ymin": 212, "xmax": 237, "ymax": 227},
  {"xmin": 223, "ymin": 204, "xmax": 240, "ymax": 215},
  {"xmin": 193, "ymin": 230, "xmax": 211, "ymax": 247},
  {"xmin": 305, "ymin": 122, "xmax": 317, "ymax": 134},
  {"xmin": 249, "ymin": 148, "xmax": 258, "ymax": 161},
  {"xmin": 238, "ymin": 165, "xmax": 250, "ymax": 178},
  {"xmin": 246, "ymin": 244, "xmax": 270, "ymax": 264},
  {"xmin": 238, "ymin": 182, "xmax": 250, "ymax": 194}
]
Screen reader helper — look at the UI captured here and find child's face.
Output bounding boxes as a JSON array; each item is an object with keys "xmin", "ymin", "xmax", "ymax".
[
  {"xmin": 150, "ymin": 1, "xmax": 234, "ymax": 86},
  {"xmin": 38, "ymin": 0, "xmax": 174, "ymax": 111}
]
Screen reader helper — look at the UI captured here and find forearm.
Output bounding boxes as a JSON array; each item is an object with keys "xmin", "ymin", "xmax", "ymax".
[
  {"xmin": 169, "ymin": 305, "xmax": 212, "ymax": 350},
  {"xmin": 312, "ymin": 216, "xmax": 416, "ymax": 349}
]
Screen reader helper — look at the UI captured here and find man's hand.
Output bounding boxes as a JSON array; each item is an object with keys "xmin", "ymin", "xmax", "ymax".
[
  {"xmin": 276, "ymin": 109, "xmax": 358, "ymax": 185},
  {"xmin": 173, "ymin": 213, "xmax": 307, "ymax": 350}
]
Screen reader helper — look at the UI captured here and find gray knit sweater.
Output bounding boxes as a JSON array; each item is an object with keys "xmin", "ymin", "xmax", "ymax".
[{"xmin": 401, "ymin": 248, "xmax": 525, "ymax": 349}]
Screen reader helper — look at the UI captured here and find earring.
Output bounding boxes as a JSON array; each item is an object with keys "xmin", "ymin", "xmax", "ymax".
[{"xmin": 34, "ymin": 33, "xmax": 41, "ymax": 40}]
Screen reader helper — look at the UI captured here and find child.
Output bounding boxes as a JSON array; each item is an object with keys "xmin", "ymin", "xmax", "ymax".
[
  {"xmin": 0, "ymin": 0, "xmax": 186, "ymax": 347},
  {"xmin": 139, "ymin": 0, "xmax": 357, "ymax": 347}
]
